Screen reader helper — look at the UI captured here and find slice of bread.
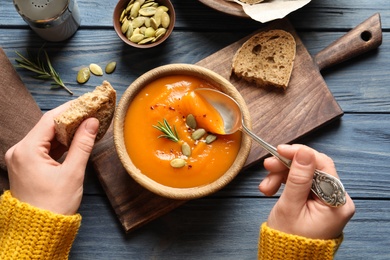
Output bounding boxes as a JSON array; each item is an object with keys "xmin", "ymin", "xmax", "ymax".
[
  {"xmin": 232, "ymin": 29, "xmax": 296, "ymax": 90},
  {"xmin": 54, "ymin": 80, "xmax": 116, "ymax": 147}
]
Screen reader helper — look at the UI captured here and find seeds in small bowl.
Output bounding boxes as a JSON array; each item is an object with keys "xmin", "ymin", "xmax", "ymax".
[{"xmin": 114, "ymin": 0, "xmax": 175, "ymax": 48}]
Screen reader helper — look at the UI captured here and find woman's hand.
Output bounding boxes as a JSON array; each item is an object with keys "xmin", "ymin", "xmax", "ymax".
[
  {"xmin": 5, "ymin": 102, "xmax": 99, "ymax": 215},
  {"xmin": 259, "ymin": 144, "xmax": 355, "ymax": 239}
]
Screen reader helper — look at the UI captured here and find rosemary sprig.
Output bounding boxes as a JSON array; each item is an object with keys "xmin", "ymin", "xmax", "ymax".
[
  {"xmin": 15, "ymin": 47, "xmax": 73, "ymax": 95},
  {"xmin": 153, "ymin": 119, "xmax": 180, "ymax": 142}
]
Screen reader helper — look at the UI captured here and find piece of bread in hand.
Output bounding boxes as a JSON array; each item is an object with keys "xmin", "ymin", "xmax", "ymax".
[
  {"xmin": 54, "ymin": 80, "xmax": 116, "ymax": 147},
  {"xmin": 232, "ymin": 29, "xmax": 296, "ymax": 90}
]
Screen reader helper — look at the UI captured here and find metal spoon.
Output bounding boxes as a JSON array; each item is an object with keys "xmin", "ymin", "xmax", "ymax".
[{"xmin": 195, "ymin": 88, "xmax": 346, "ymax": 207}]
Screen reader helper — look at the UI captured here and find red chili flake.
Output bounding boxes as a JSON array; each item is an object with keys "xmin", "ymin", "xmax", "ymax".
[
  {"xmin": 169, "ymin": 106, "xmax": 175, "ymax": 111},
  {"xmin": 203, "ymin": 114, "xmax": 207, "ymax": 117},
  {"xmin": 188, "ymin": 165, "xmax": 192, "ymax": 169}
]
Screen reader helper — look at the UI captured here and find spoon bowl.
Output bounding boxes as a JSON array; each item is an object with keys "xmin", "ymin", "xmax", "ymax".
[{"xmin": 195, "ymin": 88, "xmax": 347, "ymax": 207}]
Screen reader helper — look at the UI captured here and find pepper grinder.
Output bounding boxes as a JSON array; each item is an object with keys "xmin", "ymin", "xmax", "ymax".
[{"xmin": 13, "ymin": 0, "xmax": 81, "ymax": 42}]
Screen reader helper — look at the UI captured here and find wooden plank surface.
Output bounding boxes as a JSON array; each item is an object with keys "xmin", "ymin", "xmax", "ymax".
[
  {"xmin": 71, "ymin": 196, "xmax": 390, "ymax": 259},
  {"xmin": 90, "ymin": 17, "xmax": 346, "ymax": 232},
  {"xmin": 0, "ymin": 0, "xmax": 389, "ymax": 259}
]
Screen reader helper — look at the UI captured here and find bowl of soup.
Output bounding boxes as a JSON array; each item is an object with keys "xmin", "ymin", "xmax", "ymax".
[{"xmin": 114, "ymin": 64, "xmax": 252, "ymax": 200}]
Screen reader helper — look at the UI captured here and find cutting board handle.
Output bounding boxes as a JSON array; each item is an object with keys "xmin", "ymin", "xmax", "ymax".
[{"xmin": 314, "ymin": 13, "xmax": 382, "ymax": 71}]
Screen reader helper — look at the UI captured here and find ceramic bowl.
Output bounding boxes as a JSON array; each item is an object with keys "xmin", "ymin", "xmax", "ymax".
[
  {"xmin": 114, "ymin": 64, "xmax": 252, "ymax": 200},
  {"xmin": 113, "ymin": 0, "xmax": 175, "ymax": 48}
]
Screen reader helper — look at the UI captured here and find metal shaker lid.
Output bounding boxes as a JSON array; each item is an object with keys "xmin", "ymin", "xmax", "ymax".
[{"xmin": 13, "ymin": 0, "xmax": 69, "ymax": 21}]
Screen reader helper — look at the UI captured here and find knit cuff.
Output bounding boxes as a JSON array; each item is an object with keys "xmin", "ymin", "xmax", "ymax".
[
  {"xmin": 258, "ymin": 222, "xmax": 343, "ymax": 260},
  {"xmin": 0, "ymin": 190, "xmax": 82, "ymax": 260}
]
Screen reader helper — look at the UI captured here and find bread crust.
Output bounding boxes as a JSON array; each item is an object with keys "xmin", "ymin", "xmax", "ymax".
[
  {"xmin": 232, "ymin": 29, "xmax": 296, "ymax": 90},
  {"xmin": 54, "ymin": 81, "xmax": 116, "ymax": 147}
]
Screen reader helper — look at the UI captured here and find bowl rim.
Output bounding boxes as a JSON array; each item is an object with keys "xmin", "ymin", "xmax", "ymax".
[
  {"xmin": 114, "ymin": 63, "xmax": 252, "ymax": 200},
  {"xmin": 113, "ymin": 0, "xmax": 176, "ymax": 49}
]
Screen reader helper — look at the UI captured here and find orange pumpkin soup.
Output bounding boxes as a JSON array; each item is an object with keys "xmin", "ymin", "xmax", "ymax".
[{"xmin": 123, "ymin": 75, "xmax": 241, "ymax": 188}]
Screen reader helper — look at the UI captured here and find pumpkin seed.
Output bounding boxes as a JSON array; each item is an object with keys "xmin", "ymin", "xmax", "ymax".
[
  {"xmin": 206, "ymin": 134, "xmax": 217, "ymax": 144},
  {"xmin": 138, "ymin": 37, "xmax": 154, "ymax": 44},
  {"xmin": 192, "ymin": 128, "xmax": 206, "ymax": 140},
  {"xmin": 126, "ymin": 22, "xmax": 134, "ymax": 39},
  {"xmin": 158, "ymin": 5, "xmax": 169, "ymax": 12},
  {"xmin": 142, "ymin": 2, "xmax": 154, "ymax": 8},
  {"xmin": 130, "ymin": 33, "xmax": 144, "ymax": 43},
  {"xmin": 144, "ymin": 27, "xmax": 155, "ymax": 37},
  {"xmin": 76, "ymin": 67, "xmax": 90, "ymax": 84},
  {"xmin": 125, "ymin": 3, "xmax": 133, "ymax": 13},
  {"xmin": 130, "ymin": 1, "xmax": 140, "ymax": 19},
  {"xmin": 181, "ymin": 142, "xmax": 191, "ymax": 157},
  {"xmin": 186, "ymin": 114, "xmax": 197, "ymax": 129},
  {"xmin": 170, "ymin": 158, "xmax": 186, "ymax": 168},
  {"xmin": 153, "ymin": 7, "xmax": 164, "ymax": 25},
  {"xmin": 139, "ymin": 26, "xmax": 146, "ymax": 35},
  {"xmin": 150, "ymin": 17, "xmax": 159, "ymax": 30},
  {"xmin": 155, "ymin": 27, "xmax": 166, "ymax": 37},
  {"xmin": 139, "ymin": 6, "xmax": 157, "ymax": 16},
  {"xmin": 120, "ymin": 9, "xmax": 126, "ymax": 22},
  {"xmin": 105, "ymin": 62, "xmax": 117, "ymax": 74},
  {"xmin": 132, "ymin": 16, "xmax": 145, "ymax": 28},
  {"xmin": 89, "ymin": 63, "xmax": 103, "ymax": 76},
  {"xmin": 121, "ymin": 18, "xmax": 130, "ymax": 34},
  {"xmin": 144, "ymin": 17, "xmax": 151, "ymax": 27},
  {"xmin": 152, "ymin": 32, "xmax": 164, "ymax": 42},
  {"xmin": 161, "ymin": 11, "xmax": 170, "ymax": 28}
]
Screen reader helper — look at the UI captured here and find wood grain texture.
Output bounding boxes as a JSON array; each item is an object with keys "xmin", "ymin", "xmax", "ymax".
[
  {"xmin": 1, "ymin": 1, "xmax": 389, "ymax": 29},
  {"xmin": 70, "ymin": 196, "xmax": 390, "ymax": 259},
  {"xmin": 0, "ymin": 0, "xmax": 389, "ymax": 258}
]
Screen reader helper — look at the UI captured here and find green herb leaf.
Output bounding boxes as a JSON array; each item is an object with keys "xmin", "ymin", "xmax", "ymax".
[
  {"xmin": 15, "ymin": 46, "xmax": 73, "ymax": 95},
  {"xmin": 153, "ymin": 119, "xmax": 180, "ymax": 142}
]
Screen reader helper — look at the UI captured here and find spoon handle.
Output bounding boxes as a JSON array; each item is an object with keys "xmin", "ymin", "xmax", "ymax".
[{"xmin": 241, "ymin": 124, "xmax": 346, "ymax": 207}]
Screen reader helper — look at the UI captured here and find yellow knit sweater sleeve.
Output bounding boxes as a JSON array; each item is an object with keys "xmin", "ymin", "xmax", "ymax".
[
  {"xmin": 0, "ymin": 190, "xmax": 81, "ymax": 260},
  {"xmin": 258, "ymin": 222, "xmax": 343, "ymax": 260}
]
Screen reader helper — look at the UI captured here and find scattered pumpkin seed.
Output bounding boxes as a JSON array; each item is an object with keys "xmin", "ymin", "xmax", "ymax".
[
  {"xmin": 192, "ymin": 128, "xmax": 206, "ymax": 140},
  {"xmin": 170, "ymin": 158, "xmax": 186, "ymax": 168},
  {"xmin": 76, "ymin": 67, "xmax": 90, "ymax": 84},
  {"xmin": 105, "ymin": 61, "xmax": 117, "ymax": 74},
  {"xmin": 89, "ymin": 63, "xmax": 103, "ymax": 76},
  {"xmin": 206, "ymin": 134, "xmax": 217, "ymax": 144},
  {"xmin": 181, "ymin": 142, "xmax": 191, "ymax": 157},
  {"xmin": 186, "ymin": 114, "xmax": 197, "ymax": 129}
]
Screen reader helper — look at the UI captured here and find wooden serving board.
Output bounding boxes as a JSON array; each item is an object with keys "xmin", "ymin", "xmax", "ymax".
[{"xmin": 91, "ymin": 14, "xmax": 382, "ymax": 233}]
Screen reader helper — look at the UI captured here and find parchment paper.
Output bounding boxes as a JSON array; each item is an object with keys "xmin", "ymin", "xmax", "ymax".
[{"xmin": 229, "ymin": 0, "xmax": 311, "ymax": 23}]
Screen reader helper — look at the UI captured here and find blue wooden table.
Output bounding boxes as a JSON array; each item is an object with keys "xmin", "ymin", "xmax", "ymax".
[{"xmin": 1, "ymin": 0, "xmax": 389, "ymax": 259}]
